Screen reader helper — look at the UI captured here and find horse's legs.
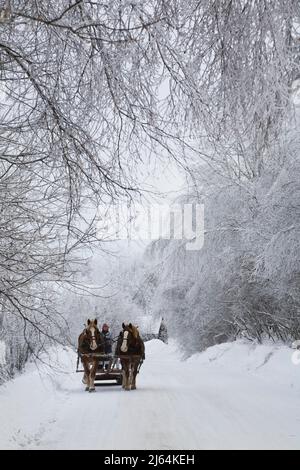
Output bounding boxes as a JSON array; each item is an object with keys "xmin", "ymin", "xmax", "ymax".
[
  {"xmin": 131, "ymin": 361, "xmax": 139, "ymax": 390},
  {"xmin": 120, "ymin": 360, "xmax": 126, "ymax": 389},
  {"xmin": 121, "ymin": 360, "xmax": 130, "ymax": 390},
  {"xmin": 122, "ymin": 370, "xmax": 126, "ymax": 389},
  {"xmin": 125, "ymin": 362, "xmax": 131, "ymax": 391},
  {"xmin": 88, "ymin": 358, "xmax": 99, "ymax": 392},
  {"xmin": 128, "ymin": 363, "xmax": 133, "ymax": 389},
  {"xmin": 82, "ymin": 374, "xmax": 88, "ymax": 385},
  {"xmin": 120, "ymin": 360, "xmax": 139, "ymax": 391},
  {"xmin": 82, "ymin": 358, "xmax": 91, "ymax": 391}
]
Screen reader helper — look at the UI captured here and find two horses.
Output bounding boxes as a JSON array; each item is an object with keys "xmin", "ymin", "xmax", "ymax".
[{"xmin": 78, "ymin": 320, "xmax": 145, "ymax": 392}]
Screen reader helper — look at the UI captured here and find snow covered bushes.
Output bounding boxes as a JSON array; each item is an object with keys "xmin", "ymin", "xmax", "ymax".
[{"xmin": 133, "ymin": 143, "xmax": 300, "ymax": 354}]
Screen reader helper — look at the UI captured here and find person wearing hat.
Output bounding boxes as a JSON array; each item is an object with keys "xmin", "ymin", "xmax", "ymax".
[{"xmin": 102, "ymin": 323, "xmax": 112, "ymax": 355}]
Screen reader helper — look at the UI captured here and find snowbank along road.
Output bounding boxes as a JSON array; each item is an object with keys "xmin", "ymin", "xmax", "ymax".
[{"xmin": 0, "ymin": 339, "xmax": 299, "ymax": 450}]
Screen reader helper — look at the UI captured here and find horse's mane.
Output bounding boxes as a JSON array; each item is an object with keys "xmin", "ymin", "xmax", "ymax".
[{"xmin": 128, "ymin": 324, "xmax": 139, "ymax": 339}]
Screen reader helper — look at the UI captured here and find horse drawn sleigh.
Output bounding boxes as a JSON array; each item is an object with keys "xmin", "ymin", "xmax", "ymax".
[{"xmin": 77, "ymin": 320, "xmax": 145, "ymax": 392}]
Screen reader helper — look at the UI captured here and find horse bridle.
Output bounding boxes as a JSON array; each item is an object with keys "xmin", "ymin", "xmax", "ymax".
[
  {"xmin": 86, "ymin": 328, "xmax": 100, "ymax": 346},
  {"xmin": 121, "ymin": 329, "xmax": 138, "ymax": 351}
]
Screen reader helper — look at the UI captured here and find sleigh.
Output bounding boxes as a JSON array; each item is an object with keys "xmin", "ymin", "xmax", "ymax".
[{"xmin": 76, "ymin": 352, "xmax": 143, "ymax": 386}]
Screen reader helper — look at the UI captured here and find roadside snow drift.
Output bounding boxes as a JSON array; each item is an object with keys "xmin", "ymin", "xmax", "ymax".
[{"xmin": 0, "ymin": 340, "xmax": 299, "ymax": 450}]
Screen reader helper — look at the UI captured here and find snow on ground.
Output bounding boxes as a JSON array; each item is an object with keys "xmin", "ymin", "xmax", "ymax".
[{"xmin": 0, "ymin": 339, "xmax": 299, "ymax": 450}]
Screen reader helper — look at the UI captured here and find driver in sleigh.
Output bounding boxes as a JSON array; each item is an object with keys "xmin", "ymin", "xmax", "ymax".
[{"xmin": 101, "ymin": 323, "xmax": 113, "ymax": 370}]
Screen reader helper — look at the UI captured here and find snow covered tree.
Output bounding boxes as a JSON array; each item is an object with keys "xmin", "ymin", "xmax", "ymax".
[
  {"xmin": 158, "ymin": 318, "xmax": 168, "ymax": 344},
  {"xmin": 0, "ymin": 0, "xmax": 300, "ymax": 368}
]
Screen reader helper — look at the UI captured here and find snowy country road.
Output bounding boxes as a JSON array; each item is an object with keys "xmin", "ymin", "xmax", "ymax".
[{"xmin": 0, "ymin": 340, "xmax": 299, "ymax": 450}]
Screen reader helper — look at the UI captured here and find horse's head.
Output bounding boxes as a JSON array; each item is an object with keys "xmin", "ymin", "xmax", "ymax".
[
  {"xmin": 85, "ymin": 319, "xmax": 101, "ymax": 351},
  {"xmin": 120, "ymin": 323, "xmax": 140, "ymax": 353}
]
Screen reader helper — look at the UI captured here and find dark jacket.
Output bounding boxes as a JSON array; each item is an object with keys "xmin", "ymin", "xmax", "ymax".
[{"xmin": 102, "ymin": 330, "xmax": 112, "ymax": 354}]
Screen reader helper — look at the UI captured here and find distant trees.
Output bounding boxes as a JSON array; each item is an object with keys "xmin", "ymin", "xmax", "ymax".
[
  {"xmin": 132, "ymin": 140, "xmax": 300, "ymax": 353},
  {"xmin": 131, "ymin": 0, "xmax": 300, "ymax": 352}
]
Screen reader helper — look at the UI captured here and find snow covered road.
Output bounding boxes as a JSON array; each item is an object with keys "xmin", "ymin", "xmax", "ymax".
[{"xmin": 0, "ymin": 340, "xmax": 299, "ymax": 450}]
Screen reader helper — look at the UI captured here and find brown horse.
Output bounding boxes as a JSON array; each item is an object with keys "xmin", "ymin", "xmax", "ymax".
[
  {"xmin": 78, "ymin": 319, "xmax": 104, "ymax": 392},
  {"xmin": 116, "ymin": 323, "xmax": 145, "ymax": 391}
]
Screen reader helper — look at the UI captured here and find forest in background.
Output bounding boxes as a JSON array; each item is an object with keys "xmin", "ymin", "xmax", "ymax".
[{"xmin": 0, "ymin": 1, "xmax": 299, "ymax": 381}]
